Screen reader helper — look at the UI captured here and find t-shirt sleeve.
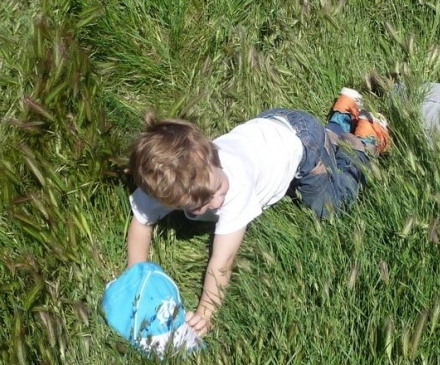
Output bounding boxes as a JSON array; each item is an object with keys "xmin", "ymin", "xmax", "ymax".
[
  {"xmin": 129, "ymin": 188, "xmax": 173, "ymax": 225},
  {"xmin": 214, "ymin": 183, "xmax": 262, "ymax": 235}
]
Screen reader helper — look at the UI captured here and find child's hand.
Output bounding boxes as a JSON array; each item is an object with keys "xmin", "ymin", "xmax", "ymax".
[{"xmin": 185, "ymin": 311, "xmax": 211, "ymax": 337}]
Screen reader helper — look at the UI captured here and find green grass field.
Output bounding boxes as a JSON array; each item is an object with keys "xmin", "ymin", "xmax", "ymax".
[{"xmin": 1, "ymin": 0, "xmax": 440, "ymax": 364}]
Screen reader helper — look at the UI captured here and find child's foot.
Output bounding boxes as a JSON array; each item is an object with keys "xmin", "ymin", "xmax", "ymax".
[
  {"xmin": 333, "ymin": 87, "xmax": 364, "ymax": 116},
  {"xmin": 354, "ymin": 110, "xmax": 390, "ymax": 155},
  {"xmin": 328, "ymin": 88, "xmax": 364, "ymax": 133}
]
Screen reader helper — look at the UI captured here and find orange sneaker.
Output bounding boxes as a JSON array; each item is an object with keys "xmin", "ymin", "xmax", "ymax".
[
  {"xmin": 332, "ymin": 87, "xmax": 364, "ymax": 120},
  {"xmin": 355, "ymin": 110, "xmax": 390, "ymax": 154}
]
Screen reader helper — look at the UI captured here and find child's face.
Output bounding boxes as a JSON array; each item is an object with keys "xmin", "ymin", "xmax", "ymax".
[{"xmin": 187, "ymin": 167, "xmax": 229, "ymax": 216}]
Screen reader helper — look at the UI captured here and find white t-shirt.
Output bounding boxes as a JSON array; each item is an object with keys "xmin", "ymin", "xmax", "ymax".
[{"xmin": 130, "ymin": 117, "xmax": 304, "ymax": 235}]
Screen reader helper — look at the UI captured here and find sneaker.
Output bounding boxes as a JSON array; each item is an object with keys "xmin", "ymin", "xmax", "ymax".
[
  {"xmin": 327, "ymin": 87, "xmax": 364, "ymax": 134},
  {"xmin": 355, "ymin": 110, "xmax": 390, "ymax": 154},
  {"xmin": 332, "ymin": 87, "xmax": 364, "ymax": 120}
]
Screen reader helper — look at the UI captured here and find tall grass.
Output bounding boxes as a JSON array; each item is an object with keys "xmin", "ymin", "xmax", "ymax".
[{"xmin": 1, "ymin": 0, "xmax": 439, "ymax": 364}]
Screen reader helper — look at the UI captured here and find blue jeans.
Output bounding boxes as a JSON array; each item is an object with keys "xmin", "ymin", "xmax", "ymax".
[{"xmin": 257, "ymin": 109, "xmax": 371, "ymax": 218}]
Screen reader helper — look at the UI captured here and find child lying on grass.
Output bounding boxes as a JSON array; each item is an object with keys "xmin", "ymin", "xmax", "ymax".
[{"xmin": 126, "ymin": 88, "xmax": 390, "ymax": 336}]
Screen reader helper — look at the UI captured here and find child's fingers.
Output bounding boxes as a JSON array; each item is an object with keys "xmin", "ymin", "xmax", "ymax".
[
  {"xmin": 186, "ymin": 313, "xmax": 204, "ymax": 327},
  {"xmin": 197, "ymin": 324, "xmax": 209, "ymax": 337},
  {"xmin": 185, "ymin": 311, "xmax": 195, "ymax": 322},
  {"xmin": 191, "ymin": 319, "xmax": 209, "ymax": 337},
  {"xmin": 185, "ymin": 313, "xmax": 211, "ymax": 336}
]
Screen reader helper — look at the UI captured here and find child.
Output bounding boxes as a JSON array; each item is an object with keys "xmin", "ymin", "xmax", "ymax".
[{"xmin": 127, "ymin": 88, "xmax": 390, "ymax": 336}]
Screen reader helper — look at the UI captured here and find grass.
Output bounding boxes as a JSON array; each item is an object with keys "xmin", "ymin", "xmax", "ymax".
[{"xmin": 1, "ymin": 0, "xmax": 440, "ymax": 364}]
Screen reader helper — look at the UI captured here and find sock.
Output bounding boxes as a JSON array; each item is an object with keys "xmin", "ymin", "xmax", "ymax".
[
  {"xmin": 326, "ymin": 121, "xmax": 345, "ymax": 137},
  {"xmin": 328, "ymin": 111, "xmax": 353, "ymax": 133},
  {"xmin": 359, "ymin": 136, "xmax": 378, "ymax": 146}
]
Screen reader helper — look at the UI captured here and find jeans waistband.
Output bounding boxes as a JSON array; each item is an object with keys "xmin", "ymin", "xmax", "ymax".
[
  {"xmin": 269, "ymin": 115, "xmax": 295, "ymax": 132},
  {"xmin": 259, "ymin": 114, "xmax": 307, "ymax": 171}
]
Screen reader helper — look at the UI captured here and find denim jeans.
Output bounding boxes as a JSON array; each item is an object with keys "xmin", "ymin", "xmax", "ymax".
[{"xmin": 257, "ymin": 109, "xmax": 371, "ymax": 218}]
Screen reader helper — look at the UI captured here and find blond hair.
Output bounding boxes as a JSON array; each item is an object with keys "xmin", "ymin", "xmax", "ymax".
[{"xmin": 130, "ymin": 113, "xmax": 221, "ymax": 209}]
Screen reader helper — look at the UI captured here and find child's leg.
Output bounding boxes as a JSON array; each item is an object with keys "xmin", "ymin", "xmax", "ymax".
[
  {"xmin": 355, "ymin": 110, "xmax": 390, "ymax": 155},
  {"xmin": 257, "ymin": 90, "xmax": 390, "ymax": 218},
  {"xmin": 324, "ymin": 87, "xmax": 391, "ymax": 210},
  {"xmin": 325, "ymin": 87, "xmax": 390, "ymax": 152},
  {"xmin": 257, "ymin": 108, "xmax": 365, "ymax": 217},
  {"xmin": 327, "ymin": 87, "xmax": 363, "ymax": 134},
  {"xmin": 321, "ymin": 88, "xmax": 390, "ymax": 213},
  {"xmin": 292, "ymin": 122, "xmax": 369, "ymax": 218}
]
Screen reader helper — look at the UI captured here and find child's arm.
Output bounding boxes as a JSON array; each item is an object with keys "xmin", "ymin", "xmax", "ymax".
[
  {"xmin": 186, "ymin": 227, "xmax": 247, "ymax": 335},
  {"xmin": 127, "ymin": 217, "xmax": 154, "ymax": 268}
]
